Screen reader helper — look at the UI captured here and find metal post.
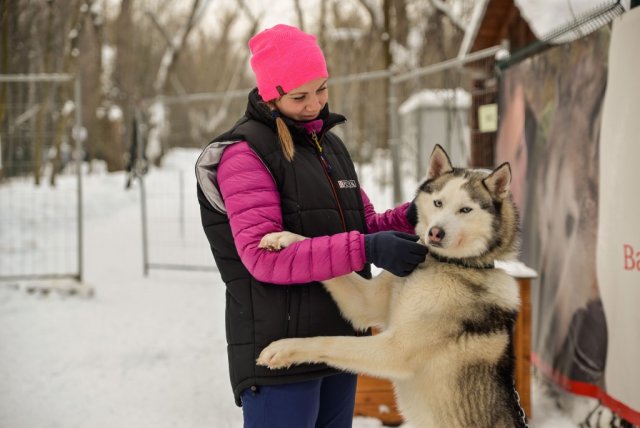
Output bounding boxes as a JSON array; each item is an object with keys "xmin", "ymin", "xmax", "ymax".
[
  {"xmin": 140, "ymin": 176, "xmax": 149, "ymax": 276},
  {"xmin": 74, "ymin": 76, "xmax": 84, "ymax": 283},
  {"xmin": 179, "ymin": 170, "xmax": 185, "ymax": 239},
  {"xmin": 416, "ymin": 109, "xmax": 424, "ymax": 180},
  {"xmin": 136, "ymin": 110, "xmax": 149, "ymax": 277},
  {"xmin": 388, "ymin": 80, "xmax": 403, "ymax": 205}
]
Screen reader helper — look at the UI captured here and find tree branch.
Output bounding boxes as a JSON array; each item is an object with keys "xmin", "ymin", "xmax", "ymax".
[
  {"xmin": 430, "ymin": 0, "xmax": 466, "ymax": 33},
  {"xmin": 293, "ymin": 0, "xmax": 305, "ymax": 31}
]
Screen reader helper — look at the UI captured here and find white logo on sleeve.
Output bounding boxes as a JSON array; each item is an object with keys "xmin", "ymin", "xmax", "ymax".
[{"xmin": 337, "ymin": 180, "xmax": 357, "ymax": 189}]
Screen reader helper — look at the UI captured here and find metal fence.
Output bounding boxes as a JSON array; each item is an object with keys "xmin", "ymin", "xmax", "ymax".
[
  {"xmin": 135, "ymin": 47, "xmax": 501, "ymax": 274},
  {"xmin": 390, "ymin": 45, "xmax": 502, "ymax": 201},
  {"xmin": 138, "ymin": 150, "xmax": 218, "ymax": 274},
  {"xmin": 0, "ymin": 74, "xmax": 84, "ymax": 282}
]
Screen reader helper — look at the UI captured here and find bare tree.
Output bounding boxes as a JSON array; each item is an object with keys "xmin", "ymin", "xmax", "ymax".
[
  {"xmin": 431, "ymin": 0, "xmax": 466, "ymax": 33},
  {"xmin": 23, "ymin": 0, "xmax": 89, "ymax": 185},
  {"xmin": 48, "ymin": 0, "xmax": 92, "ymax": 184},
  {"xmin": 151, "ymin": 0, "xmax": 204, "ymax": 94},
  {"xmin": 293, "ymin": 0, "xmax": 306, "ymax": 32},
  {"xmin": 183, "ymin": 6, "xmax": 261, "ymax": 145},
  {"xmin": 144, "ymin": 0, "xmax": 208, "ymax": 165},
  {"xmin": 0, "ymin": 0, "xmax": 11, "ymax": 134},
  {"xmin": 2, "ymin": 0, "xmax": 473, "ymax": 179},
  {"xmin": 31, "ymin": 1, "xmax": 56, "ymax": 185}
]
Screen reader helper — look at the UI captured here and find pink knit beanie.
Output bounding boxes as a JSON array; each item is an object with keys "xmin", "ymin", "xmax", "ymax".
[{"xmin": 249, "ymin": 24, "xmax": 328, "ymax": 102}]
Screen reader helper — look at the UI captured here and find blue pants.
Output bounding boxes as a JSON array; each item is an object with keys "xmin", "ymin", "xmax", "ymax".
[{"xmin": 241, "ymin": 373, "xmax": 358, "ymax": 428}]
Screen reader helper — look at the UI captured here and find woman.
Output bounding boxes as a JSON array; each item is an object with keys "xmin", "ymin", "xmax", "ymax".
[{"xmin": 196, "ymin": 24, "xmax": 427, "ymax": 428}]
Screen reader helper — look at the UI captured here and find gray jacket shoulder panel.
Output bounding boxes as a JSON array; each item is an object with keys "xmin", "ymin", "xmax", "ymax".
[{"xmin": 195, "ymin": 140, "xmax": 239, "ymax": 214}]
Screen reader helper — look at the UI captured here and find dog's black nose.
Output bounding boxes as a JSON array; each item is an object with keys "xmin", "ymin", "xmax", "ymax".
[{"xmin": 428, "ymin": 227, "xmax": 445, "ymax": 243}]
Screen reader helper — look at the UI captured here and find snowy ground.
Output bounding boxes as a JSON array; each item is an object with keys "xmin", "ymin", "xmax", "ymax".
[{"xmin": 0, "ymin": 149, "xmax": 578, "ymax": 427}]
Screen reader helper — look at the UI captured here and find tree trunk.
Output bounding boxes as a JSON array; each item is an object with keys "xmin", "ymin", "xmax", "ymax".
[
  {"xmin": 50, "ymin": 0, "xmax": 87, "ymax": 185},
  {"xmin": 110, "ymin": 0, "xmax": 134, "ymax": 172},
  {"xmin": 33, "ymin": 1, "xmax": 56, "ymax": 185},
  {"xmin": 147, "ymin": 0, "xmax": 203, "ymax": 166}
]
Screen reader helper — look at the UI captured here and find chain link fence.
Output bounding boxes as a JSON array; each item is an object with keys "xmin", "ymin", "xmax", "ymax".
[
  {"xmin": 134, "ymin": 47, "xmax": 501, "ymax": 274},
  {"xmin": 0, "ymin": 74, "xmax": 84, "ymax": 283},
  {"xmin": 391, "ymin": 46, "xmax": 502, "ymax": 200}
]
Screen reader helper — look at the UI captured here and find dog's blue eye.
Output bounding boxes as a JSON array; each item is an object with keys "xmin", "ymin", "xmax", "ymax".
[
  {"xmin": 434, "ymin": 200, "xmax": 443, "ymax": 207},
  {"xmin": 460, "ymin": 207, "xmax": 472, "ymax": 213}
]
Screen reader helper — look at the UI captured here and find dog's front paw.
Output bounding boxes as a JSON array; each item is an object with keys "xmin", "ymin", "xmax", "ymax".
[
  {"xmin": 259, "ymin": 231, "xmax": 306, "ymax": 251},
  {"xmin": 257, "ymin": 339, "xmax": 303, "ymax": 369},
  {"xmin": 259, "ymin": 233, "xmax": 284, "ymax": 251}
]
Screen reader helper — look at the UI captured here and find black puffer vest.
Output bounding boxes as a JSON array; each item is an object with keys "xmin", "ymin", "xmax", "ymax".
[{"xmin": 196, "ymin": 89, "xmax": 370, "ymax": 406}]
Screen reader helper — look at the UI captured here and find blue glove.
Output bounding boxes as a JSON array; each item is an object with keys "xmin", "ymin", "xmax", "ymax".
[{"xmin": 364, "ymin": 231, "xmax": 428, "ymax": 277}]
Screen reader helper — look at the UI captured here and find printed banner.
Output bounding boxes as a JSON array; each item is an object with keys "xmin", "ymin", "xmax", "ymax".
[
  {"xmin": 495, "ymin": 11, "xmax": 640, "ymax": 424},
  {"xmin": 596, "ymin": 8, "xmax": 640, "ymax": 419}
]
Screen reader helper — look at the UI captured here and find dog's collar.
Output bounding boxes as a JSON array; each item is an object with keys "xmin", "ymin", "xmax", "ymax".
[{"xmin": 428, "ymin": 252, "xmax": 495, "ymax": 270}]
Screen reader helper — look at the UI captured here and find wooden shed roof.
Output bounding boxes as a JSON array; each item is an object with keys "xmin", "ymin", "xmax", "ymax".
[{"xmin": 469, "ymin": 0, "xmax": 538, "ymax": 53}]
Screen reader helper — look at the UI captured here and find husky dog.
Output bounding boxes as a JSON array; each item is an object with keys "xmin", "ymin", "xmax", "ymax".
[{"xmin": 256, "ymin": 145, "xmax": 527, "ymax": 428}]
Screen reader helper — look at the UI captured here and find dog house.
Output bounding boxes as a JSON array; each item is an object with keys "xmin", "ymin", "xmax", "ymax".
[{"xmin": 399, "ymin": 88, "xmax": 472, "ymax": 178}]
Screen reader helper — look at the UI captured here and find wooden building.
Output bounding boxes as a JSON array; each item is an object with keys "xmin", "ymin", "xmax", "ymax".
[{"xmin": 459, "ymin": 0, "xmax": 537, "ymax": 167}]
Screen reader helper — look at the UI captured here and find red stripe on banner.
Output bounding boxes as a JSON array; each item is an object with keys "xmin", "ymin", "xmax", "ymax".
[{"xmin": 531, "ymin": 352, "xmax": 640, "ymax": 424}]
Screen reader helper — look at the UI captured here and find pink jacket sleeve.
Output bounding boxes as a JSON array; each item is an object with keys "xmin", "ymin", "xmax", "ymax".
[
  {"xmin": 217, "ymin": 142, "xmax": 366, "ymax": 285},
  {"xmin": 360, "ymin": 189, "xmax": 415, "ymax": 234}
]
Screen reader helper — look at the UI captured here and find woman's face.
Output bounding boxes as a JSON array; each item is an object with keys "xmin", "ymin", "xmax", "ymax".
[{"xmin": 274, "ymin": 78, "xmax": 328, "ymax": 121}]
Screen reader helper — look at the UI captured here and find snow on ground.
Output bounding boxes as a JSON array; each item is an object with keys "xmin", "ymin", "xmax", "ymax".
[{"xmin": 0, "ymin": 149, "xmax": 577, "ymax": 427}]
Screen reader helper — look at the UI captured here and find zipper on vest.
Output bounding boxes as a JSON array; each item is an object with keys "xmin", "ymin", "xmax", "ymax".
[
  {"xmin": 309, "ymin": 130, "xmax": 347, "ymax": 232},
  {"xmin": 310, "ymin": 130, "xmax": 333, "ymax": 174}
]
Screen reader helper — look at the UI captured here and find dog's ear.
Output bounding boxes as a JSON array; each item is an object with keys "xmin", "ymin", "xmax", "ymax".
[
  {"xmin": 483, "ymin": 162, "xmax": 512, "ymax": 201},
  {"xmin": 426, "ymin": 144, "xmax": 454, "ymax": 180}
]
